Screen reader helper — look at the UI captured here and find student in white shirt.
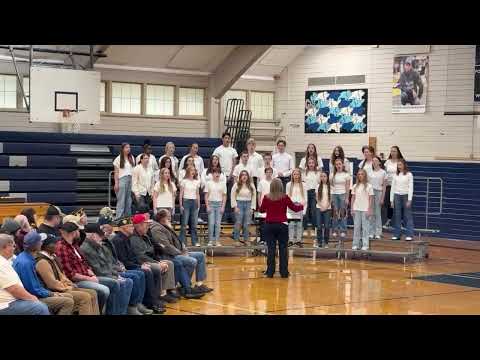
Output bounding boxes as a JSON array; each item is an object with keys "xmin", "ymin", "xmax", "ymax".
[
  {"xmin": 286, "ymin": 169, "xmax": 307, "ymax": 247},
  {"xmin": 315, "ymin": 172, "xmax": 332, "ymax": 248},
  {"xmin": 179, "ymin": 166, "xmax": 201, "ymax": 246},
  {"xmin": 303, "ymin": 157, "xmax": 320, "ymax": 230},
  {"xmin": 233, "ymin": 151, "xmax": 254, "ymax": 182},
  {"xmin": 299, "ymin": 143, "xmax": 323, "ymax": 171},
  {"xmin": 358, "ymin": 145, "xmax": 375, "ymax": 178},
  {"xmin": 369, "ymin": 156, "xmax": 387, "ymax": 239},
  {"xmin": 179, "ymin": 143, "xmax": 205, "ymax": 180},
  {"xmin": 383, "ymin": 145, "xmax": 404, "ymax": 227},
  {"xmin": 329, "ymin": 158, "xmax": 351, "ymax": 239},
  {"xmin": 272, "ymin": 139, "xmax": 293, "ymax": 191},
  {"xmin": 135, "ymin": 141, "xmax": 159, "ymax": 174},
  {"xmin": 258, "ymin": 152, "xmax": 278, "ymax": 180},
  {"xmin": 231, "ymin": 170, "xmax": 256, "ymax": 245},
  {"xmin": 350, "ymin": 169, "xmax": 374, "ymax": 250},
  {"xmin": 201, "ymin": 155, "xmax": 226, "ymax": 189},
  {"xmin": 158, "ymin": 142, "xmax": 179, "ymax": 178},
  {"xmin": 113, "ymin": 143, "xmax": 135, "ymax": 219},
  {"xmin": 205, "ymin": 168, "xmax": 227, "ymax": 246},
  {"xmin": 179, "ymin": 156, "xmax": 196, "ymax": 183},
  {"xmin": 257, "ymin": 167, "xmax": 274, "ymax": 208},
  {"xmin": 159, "ymin": 156, "xmax": 178, "ymax": 188},
  {"xmin": 329, "ymin": 145, "xmax": 351, "ymax": 175},
  {"xmin": 132, "ymin": 153, "xmax": 155, "ymax": 212},
  {"xmin": 246, "ymin": 138, "xmax": 264, "ymax": 185},
  {"xmin": 0, "ymin": 234, "xmax": 50, "ymax": 315},
  {"xmin": 153, "ymin": 168, "xmax": 177, "ymax": 216},
  {"xmin": 390, "ymin": 159, "xmax": 414, "ymax": 241},
  {"xmin": 213, "ymin": 132, "xmax": 238, "ymax": 223}
]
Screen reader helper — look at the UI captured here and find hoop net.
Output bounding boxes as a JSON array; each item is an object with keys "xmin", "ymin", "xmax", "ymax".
[{"xmin": 60, "ymin": 110, "xmax": 80, "ymax": 134}]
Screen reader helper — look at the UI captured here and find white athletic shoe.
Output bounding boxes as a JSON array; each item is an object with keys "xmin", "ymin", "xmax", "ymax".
[
  {"xmin": 352, "ymin": 246, "xmax": 359, "ymax": 250},
  {"xmin": 340, "ymin": 232, "xmax": 346, "ymax": 238},
  {"xmin": 195, "ymin": 243, "xmax": 201, "ymax": 247},
  {"xmin": 332, "ymin": 232, "xmax": 338, "ymax": 238},
  {"xmin": 207, "ymin": 242, "xmax": 214, "ymax": 247},
  {"xmin": 369, "ymin": 235, "xmax": 374, "ymax": 239},
  {"xmin": 216, "ymin": 242, "xmax": 222, "ymax": 247},
  {"xmin": 405, "ymin": 237, "xmax": 413, "ymax": 241},
  {"xmin": 361, "ymin": 246, "xmax": 369, "ymax": 251},
  {"xmin": 391, "ymin": 236, "xmax": 400, "ymax": 240},
  {"xmin": 313, "ymin": 242, "xmax": 319, "ymax": 248},
  {"xmin": 375, "ymin": 235, "xmax": 381, "ymax": 240},
  {"xmin": 324, "ymin": 244, "xmax": 329, "ymax": 249}
]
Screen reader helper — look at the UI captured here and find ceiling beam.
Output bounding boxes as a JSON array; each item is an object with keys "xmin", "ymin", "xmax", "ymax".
[{"xmin": 209, "ymin": 45, "xmax": 271, "ymax": 99}]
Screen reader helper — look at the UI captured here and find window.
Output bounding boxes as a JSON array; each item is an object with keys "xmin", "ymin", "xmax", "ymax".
[
  {"xmin": 0, "ymin": 75, "xmax": 17, "ymax": 109},
  {"xmin": 100, "ymin": 81, "xmax": 106, "ymax": 112},
  {"xmin": 179, "ymin": 87, "xmax": 204, "ymax": 116},
  {"xmin": 223, "ymin": 90, "xmax": 247, "ymax": 110},
  {"xmin": 146, "ymin": 84, "xmax": 174, "ymax": 116},
  {"xmin": 250, "ymin": 91, "xmax": 274, "ymax": 120},
  {"xmin": 22, "ymin": 77, "xmax": 30, "ymax": 108},
  {"xmin": 111, "ymin": 82, "xmax": 141, "ymax": 114}
]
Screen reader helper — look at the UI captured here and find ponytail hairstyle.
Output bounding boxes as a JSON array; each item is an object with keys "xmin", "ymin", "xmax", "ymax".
[
  {"xmin": 235, "ymin": 170, "xmax": 254, "ymax": 197},
  {"xmin": 119, "ymin": 143, "xmax": 134, "ymax": 169}
]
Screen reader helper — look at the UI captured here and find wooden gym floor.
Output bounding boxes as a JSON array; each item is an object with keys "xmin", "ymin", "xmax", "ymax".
[{"xmin": 163, "ymin": 232, "xmax": 480, "ymax": 315}]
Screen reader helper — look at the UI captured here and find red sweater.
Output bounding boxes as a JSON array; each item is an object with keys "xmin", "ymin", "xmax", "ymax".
[{"xmin": 259, "ymin": 195, "xmax": 304, "ymax": 223}]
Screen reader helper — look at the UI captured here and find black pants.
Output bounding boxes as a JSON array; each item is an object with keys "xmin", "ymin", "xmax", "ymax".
[
  {"xmin": 223, "ymin": 176, "xmax": 235, "ymax": 223},
  {"xmin": 279, "ymin": 177, "xmax": 289, "ymax": 193},
  {"xmin": 140, "ymin": 266, "xmax": 162, "ymax": 308},
  {"xmin": 264, "ymin": 223, "xmax": 289, "ymax": 276},
  {"xmin": 382, "ymin": 185, "xmax": 394, "ymax": 225},
  {"xmin": 303, "ymin": 189, "xmax": 317, "ymax": 229}
]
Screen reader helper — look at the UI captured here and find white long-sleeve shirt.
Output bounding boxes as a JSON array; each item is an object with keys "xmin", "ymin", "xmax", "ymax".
[
  {"xmin": 384, "ymin": 159, "xmax": 398, "ymax": 186},
  {"xmin": 272, "ymin": 152, "xmax": 293, "ymax": 178},
  {"xmin": 247, "ymin": 152, "xmax": 264, "ymax": 178},
  {"xmin": 390, "ymin": 172, "xmax": 414, "ymax": 202},
  {"xmin": 132, "ymin": 165, "xmax": 154, "ymax": 196},
  {"xmin": 135, "ymin": 154, "xmax": 159, "ymax": 173},
  {"xmin": 233, "ymin": 162, "xmax": 255, "ymax": 179},
  {"xmin": 179, "ymin": 155, "xmax": 205, "ymax": 177},
  {"xmin": 231, "ymin": 183, "xmax": 256, "ymax": 210},
  {"xmin": 158, "ymin": 155, "xmax": 179, "ymax": 176}
]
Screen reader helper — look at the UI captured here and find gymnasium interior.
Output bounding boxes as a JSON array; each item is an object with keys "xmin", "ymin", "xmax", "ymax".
[{"xmin": 0, "ymin": 45, "xmax": 479, "ymax": 315}]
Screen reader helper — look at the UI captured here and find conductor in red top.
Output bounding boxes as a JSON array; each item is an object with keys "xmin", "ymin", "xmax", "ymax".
[{"xmin": 259, "ymin": 178, "xmax": 303, "ymax": 278}]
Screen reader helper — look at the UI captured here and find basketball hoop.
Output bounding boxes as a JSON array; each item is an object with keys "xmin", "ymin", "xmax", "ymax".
[
  {"xmin": 62, "ymin": 110, "xmax": 72, "ymax": 119},
  {"xmin": 59, "ymin": 109, "xmax": 80, "ymax": 134}
]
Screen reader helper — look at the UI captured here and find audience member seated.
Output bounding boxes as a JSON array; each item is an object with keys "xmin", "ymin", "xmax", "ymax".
[
  {"xmin": 20, "ymin": 207, "xmax": 38, "ymax": 230},
  {"xmin": 70, "ymin": 209, "xmax": 88, "ymax": 246},
  {"xmin": 14, "ymin": 215, "xmax": 32, "ymax": 253},
  {"xmin": 55, "ymin": 221, "xmax": 111, "ymax": 315},
  {"xmin": 152, "ymin": 210, "xmax": 213, "ymax": 295},
  {"xmin": 98, "ymin": 207, "xmax": 115, "ymax": 240},
  {"xmin": 38, "ymin": 205, "xmax": 63, "ymax": 237},
  {"xmin": 129, "ymin": 214, "xmax": 179, "ymax": 305},
  {"xmin": 112, "ymin": 217, "xmax": 166, "ymax": 314},
  {"xmin": 35, "ymin": 234, "xmax": 100, "ymax": 315},
  {"xmin": 1, "ymin": 218, "xmax": 23, "ymax": 255},
  {"xmin": 81, "ymin": 223, "xmax": 151, "ymax": 315},
  {"xmin": 0, "ymin": 234, "xmax": 50, "ymax": 315},
  {"xmin": 13, "ymin": 231, "xmax": 75, "ymax": 315}
]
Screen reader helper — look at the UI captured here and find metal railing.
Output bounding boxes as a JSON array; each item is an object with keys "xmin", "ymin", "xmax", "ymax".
[
  {"xmin": 107, "ymin": 171, "xmax": 114, "ymax": 210},
  {"xmin": 412, "ymin": 176, "xmax": 443, "ymax": 232}
]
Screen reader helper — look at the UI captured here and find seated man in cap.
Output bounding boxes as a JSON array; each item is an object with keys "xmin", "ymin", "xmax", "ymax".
[
  {"xmin": 112, "ymin": 216, "xmax": 166, "ymax": 314},
  {"xmin": 13, "ymin": 230, "xmax": 75, "ymax": 315},
  {"xmin": 35, "ymin": 234, "xmax": 100, "ymax": 315},
  {"xmin": 0, "ymin": 233, "xmax": 50, "ymax": 315},
  {"xmin": 152, "ymin": 210, "xmax": 213, "ymax": 295},
  {"xmin": 129, "ymin": 214, "xmax": 178, "ymax": 304},
  {"xmin": 1, "ymin": 218, "xmax": 23, "ymax": 255},
  {"xmin": 81, "ymin": 223, "xmax": 150, "ymax": 315},
  {"xmin": 38, "ymin": 205, "xmax": 63, "ymax": 237},
  {"xmin": 55, "ymin": 221, "xmax": 111, "ymax": 315},
  {"xmin": 70, "ymin": 208, "xmax": 88, "ymax": 246},
  {"xmin": 98, "ymin": 207, "xmax": 115, "ymax": 240}
]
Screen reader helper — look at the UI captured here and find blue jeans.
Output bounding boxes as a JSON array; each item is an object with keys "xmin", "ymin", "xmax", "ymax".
[
  {"xmin": 331, "ymin": 193, "xmax": 347, "ymax": 232},
  {"xmin": 316, "ymin": 208, "xmax": 331, "ymax": 245},
  {"xmin": 353, "ymin": 210, "xmax": 369, "ymax": 249},
  {"xmin": 394, "ymin": 194, "xmax": 414, "ymax": 238},
  {"xmin": 116, "ymin": 175, "xmax": 132, "ymax": 219},
  {"xmin": 176, "ymin": 252, "xmax": 207, "ymax": 282},
  {"xmin": 303, "ymin": 189, "xmax": 317, "ymax": 228},
  {"xmin": 208, "ymin": 201, "xmax": 222, "ymax": 243},
  {"xmin": 120, "ymin": 270, "xmax": 145, "ymax": 306},
  {"xmin": 76, "ymin": 280, "xmax": 110, "ymax": 314},
  {"xmin": 233, "ymin": 200, "xmax": 251, "ymax": 242},
  {"xmin": 288, "ymin": 220, "xmax": 303, "ymax": 243},
  {"xmin": 0, "ymin": 299, "xmax": 50, "ymax": 315},
  {"xmin": 370, "ymin": 189, "xmax": 383, "ymax": 237},
  {"xmin": 179, "ymin": 199, "xmax": 198, "ymax": 245},
  {"xmin": 170, "ymin": 256, "xmax": 194, "ymax": 291},
  {"xmin": 98, "ymin": 276, "xmax": 133, "ymax": 315}
]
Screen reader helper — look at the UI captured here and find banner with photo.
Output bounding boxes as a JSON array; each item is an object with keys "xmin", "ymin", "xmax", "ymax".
[
  {"xmin": 392, "ymin": 54, "xmax": 429, "ymax": 113},
  {"xmin": 304, "ymin": 89, "xmax": 368, "ymax": 134}
]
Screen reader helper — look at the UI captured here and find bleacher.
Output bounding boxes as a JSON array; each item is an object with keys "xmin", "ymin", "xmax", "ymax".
[{"xmin": 0, "ymin": 131, "xmax": 221, "ymax": 217}]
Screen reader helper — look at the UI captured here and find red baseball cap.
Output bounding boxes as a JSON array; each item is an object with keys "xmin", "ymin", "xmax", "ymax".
[{"xmin": 131, "ymin": 213, "xmax": 147, "ymax": 225}]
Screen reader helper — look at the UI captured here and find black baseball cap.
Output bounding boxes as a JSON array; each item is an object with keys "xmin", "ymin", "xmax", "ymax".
[
  {"xmin": 46, "ymin": 205, "xmax": 62, "ymax": 217},
  {"xmin": 60, "ymin": 221, "xmax": 79, "ymax": 233},
  {"xmin": 85, "ymin": 223, "xmax": 104, "ymax": 237}
]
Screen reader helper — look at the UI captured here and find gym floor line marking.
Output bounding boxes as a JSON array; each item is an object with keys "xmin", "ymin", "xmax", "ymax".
[{"xmin": 189, "ymin": 298, "xmax": 269, "ymax": 315}]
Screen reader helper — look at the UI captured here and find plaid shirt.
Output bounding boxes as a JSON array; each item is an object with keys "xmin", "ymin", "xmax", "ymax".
[{"xmin": 55, "ymin": 238, "xmax": 92, "ymax": 281}]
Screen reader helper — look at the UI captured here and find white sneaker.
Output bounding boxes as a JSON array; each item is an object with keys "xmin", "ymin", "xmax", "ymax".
[
  {"xmin": 324, "ymin": 244, "xmax": 329, "ymax": 249},
  {"xmin": 352, "ymin": 246, "xmax": 359, "ymax": 250},
  {"xmin": 405, "ymin": 237, "xmax": 413, "ymax": 241},
  {"xmin": 313, "ymin": 243, "xmax": 319, "ymax": 248},
  {"xmin": 207, "ymin": 242, "xmax": 214, "ymax": 247},
  {"xmin": 216, "ymin": 242, "xmax": 222, "ymax": 247},
  {"xmin": 332, "ymin": 232, "xmax": 338, "ymax": 238},
  {"xmin": 195, "ymin": 243, "xmax": 201, "ymax": 247},
  {"xmin": 369, "ymin": 235, "xmax": 374, "ymax": 239},
  {"xmin": 375, "ymin": 235, "xmax": 381, "ymax": 239},
  {"xmin": 340, "ymin": 232, "xmax": 346, "ymax": 238},
  {"xmin": 391, "ymin": 236, "xmax": 399, "ymax": 240},
  {"xmin": 361, "ymin": 246, "xmax": 369, "ymax": 251}
]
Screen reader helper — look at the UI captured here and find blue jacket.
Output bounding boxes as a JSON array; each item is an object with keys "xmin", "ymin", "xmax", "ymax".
[{"xmin": 13, "ymin": 251, "xmax": 52, "ymax": 298}]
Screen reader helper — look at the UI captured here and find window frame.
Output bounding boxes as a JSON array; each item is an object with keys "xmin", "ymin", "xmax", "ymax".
[
  {"xmin": 249, "ymin": 90, "xmax": 275, "ymax": 121},
  {"xmin": 0, "ymin": 73, "xmax": 22, "ymax": 111},
  {"xmin": 178, "ymin": 86, "xmax": 206, "ymax": 117},
  {"xmin": 110, "ymin": 81, "xmax": 143, "ymax": 115},
  {"xmin": 144, "ymin": 83, "xmax": 176, "ymax": 117}
]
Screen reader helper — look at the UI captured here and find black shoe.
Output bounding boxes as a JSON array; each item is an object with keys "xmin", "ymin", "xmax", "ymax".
[
  {"xmin": 159, "ymin": 293, "xmax": 178, "ymax": 303},
  {"xmin": 280, "ymin": 272, "xmax": 290, "ymax": 278},
  {"xmin": 288, "ymin": 241, "xmax": 294, "ymax": 247},
  {"xmin": 152, "ymin": 305, "xmax": 166, "ymax": 314},
  {"xmin": 193, "ymin": 284, "xmax": 214, "ymax": 294},
  {"xmin": 265, "ymin": 274, "xmax": 274, "ymax": 278},
  {"xmin": 183, "ymin": 290, "xmax": 204, "ymax": 299},
  {"xmin": 168, "ymin": 290, "xmax": 181, "ymax": 299}
]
